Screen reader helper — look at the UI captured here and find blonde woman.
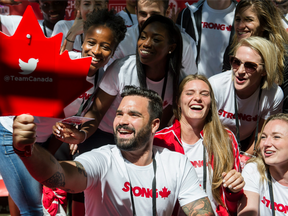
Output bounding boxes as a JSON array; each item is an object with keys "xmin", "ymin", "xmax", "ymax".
[
  {"xmin": 154, "ymin": 75, "xmax": 244, "ymax": 215},
  {"xmin": 209, "ymin": 36, "xmax": 283, "ymax": 156},
  {"xmin": 238, "ymin": 113, "xmax": 288, "ymax": 216},
  {"xmin": 222, "ymin": 0, "xmax": 288, "ymax": 112}
]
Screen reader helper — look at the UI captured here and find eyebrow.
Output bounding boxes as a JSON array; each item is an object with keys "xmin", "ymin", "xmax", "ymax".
[
  {"xmin": 116, "ymin": 110, "xmax": 143, "ymax": 116},
  {"xmin": 141, "ymin": 30, "xmax": 165, "ymax": 38}
]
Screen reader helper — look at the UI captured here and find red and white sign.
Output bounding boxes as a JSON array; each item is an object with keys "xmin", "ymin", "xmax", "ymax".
[{"xmin": 0, "ymin": 6, "xmax": 92, "ymax": 118}]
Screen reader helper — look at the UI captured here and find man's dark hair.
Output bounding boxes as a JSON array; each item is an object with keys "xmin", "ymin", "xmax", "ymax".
[
  {"xmin": 84, "ymin": 9, "xmax": 127, "ymax": 47},
  {"xmin": 121, "ymin": 86, "xmax": 163, "ymax": 122},
  {"xmin": 136, "ymin": 0, "xmax": 169, "ymax": 14}
]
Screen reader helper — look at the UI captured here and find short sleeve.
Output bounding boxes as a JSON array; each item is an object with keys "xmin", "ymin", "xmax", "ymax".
[
  {"xmin": 178, "ymin": 157, "xmax": 207, "ymax": 206},
  {"xmin": 262, "ymin": 86, "xmax": 283, "ymax": 120},
  {"xmin": 99, "ymin": 60, "xmax": 121, "ymax": 96},
  {"xmin": 242, "ymin": 162, "xmax": 261, "ymax": 194}
]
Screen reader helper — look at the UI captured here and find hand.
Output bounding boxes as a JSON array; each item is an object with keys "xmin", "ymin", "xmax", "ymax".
[
  {"xmin": 52, "ymin": 122, "xmax": 85, "ymax": 144},
  {"xmin": 69, "ymin": 143, "xmax": 78, "ymax": 155},
  {"xmin": 0, "ymin": 0, "xmax": 21, "ymax": 5},
  {"xmin": 68, "ymin": 10, "xmax": 84, "ymax": 39},
  {"xmin": 222, "ymin": 169, "xmax": 245, "ymax": 193},
  {"xmin": 13, "ymin": 114, "xmax": 36, "ymax": 152},
  {"xmin": 168, "ymin": 6, "xmax": 181, "ymax": 23}
]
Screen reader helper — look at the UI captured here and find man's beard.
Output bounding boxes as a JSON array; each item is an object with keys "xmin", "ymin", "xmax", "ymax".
[{"xmin": 114, "ymin": 124, "xmax": 151, "ymax": 151}]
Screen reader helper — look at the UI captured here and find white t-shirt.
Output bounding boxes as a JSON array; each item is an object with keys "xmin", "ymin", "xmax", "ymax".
[
  {"xmin": 197, "ymin": 0, "xmax": 236, "ymax": 78},
  {"xmin": 51, "ymin": 20, "xmax": 82, "ymax": 52},
  {"xmin": 98, "ymin": 55, "xmax": 174, "ymax": 134},
  {"xmin": 110, "ymin": 24, "xmax": 197, "ymax": 77},
  {"xmin": 117, "ymin": 10, "xmax": 138, "ymax": 28},
  {"xmin": 182, "ymin": 139, "xmax": 216, "ymax": 214},
  {"xmin": 242, "ymin": 162, "xmax": 288, "ymax": 215},
  {"xmin": 209, "ymin": 70, "xmax": 283, "ymax": 141},
  {"xmin": 75, "ymin": 145, "xmax": 207, "ymax": 216},
  {"xmin": 0, "ymin": 15, "xmax": 52, "ymax": 37}
]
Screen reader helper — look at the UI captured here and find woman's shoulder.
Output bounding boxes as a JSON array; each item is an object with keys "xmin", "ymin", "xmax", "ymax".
[{"xmin": 208, "ymin": 70, "xmax": 232, "ymax": 85}]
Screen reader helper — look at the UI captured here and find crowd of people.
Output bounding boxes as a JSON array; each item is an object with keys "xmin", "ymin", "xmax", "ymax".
[{"xmin": 1, "ymin": 0, "xmax": 288, "ymax": 215}]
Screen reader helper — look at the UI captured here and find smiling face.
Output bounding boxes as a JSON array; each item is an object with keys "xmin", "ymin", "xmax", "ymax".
[
  {"xmin": 260, "ymin": 119, "xmax": 288, "ymax": 168},
  {"xmin": 233, "ymin": 45, "xmax": 266, "ymax": 99},
  {"xmin": 113, "ymin": 95, "xmax": 153, "ymax": 151},
  {"xmin": 39, "ymin": 0, "xmax": 67, "ymax": 28},
  {"xmin": 79, "ymin": 0, "xmax": 107, "ymax": 21},
  {"xmin": 234, "ymin": 6, "xmax": 263, "ymax": 42},
  {"xmin": 178, "ymin": 79, "xmax": 211, "ymax": 127},
  {"xmin": 82, "ymin": 25, "xmax": 116, "ymax": 75},
  {"xmin": 137, "ymin": 22, "xmax": 175, "ymax": 68},
  {"xmin": 136, "ymin": 0, "xmax": 167, "ymax": 29}
]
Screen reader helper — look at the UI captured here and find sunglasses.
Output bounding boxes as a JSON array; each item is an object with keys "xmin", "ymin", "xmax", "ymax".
[{"xmin": 230, "ymin": 56, "xmax": 264, "ymax": 73}]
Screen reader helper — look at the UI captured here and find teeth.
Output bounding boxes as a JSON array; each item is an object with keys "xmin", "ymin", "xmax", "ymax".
[
  {"xmin": 119, "ymin": 130, "xmax": 131, "ymax": 134},
  {"xmin": 266, "ymin": 151, "xmax": 273, "ymax": 154},
  {"xmin": 92, "ymin": 57, "xmax": 100, "ymax": 62},
  {"xmin": 190, "ymin": 105, "xmax": 202, "ymax": 109},
  {"xmin": 238, "ymin": 32, "xmax": 247, "ymax": 35},
  {"xmin": 141, "ymin": 50, "xmax": 150, "ymax": 54}
]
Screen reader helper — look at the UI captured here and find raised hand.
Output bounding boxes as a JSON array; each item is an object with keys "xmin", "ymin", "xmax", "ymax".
[{"xmin": 13, "ymin": 114, "xmax": 36, "ymax": 154}]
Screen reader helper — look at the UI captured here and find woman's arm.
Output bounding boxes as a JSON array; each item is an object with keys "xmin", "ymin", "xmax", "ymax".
[
  {"xmin": 60, "ymin": 10, "xmax": 83, "ymax": 53},
  {"xmin": 53, "ymin": 88, "xmax": 116, "ymax": 144},
  {"xmin": 238, "ymin": 190, "xmax": 259, "ymax": 216}
]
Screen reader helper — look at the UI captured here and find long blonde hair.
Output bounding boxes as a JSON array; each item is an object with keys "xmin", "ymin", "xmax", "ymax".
[
  {"xmin": 248, "ymin": 113, "xmax": 288, "ymax": 183},
  {"xmin": 176, "ymin": 75, "xmax": 235, "ymax": 207},
  {"xmin": 231, "ymin": 0, "xmax": 288, "ymax": 85}
]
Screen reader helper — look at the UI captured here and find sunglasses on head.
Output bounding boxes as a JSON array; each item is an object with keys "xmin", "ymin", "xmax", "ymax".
[{"xmin": 230, "ymin": 56, "xmax": 264, "ymax": 73}]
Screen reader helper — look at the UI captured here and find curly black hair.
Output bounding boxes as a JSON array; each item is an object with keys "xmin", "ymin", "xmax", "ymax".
[{"xmin": 84, "ymin": 9, "xmax": 127, "ymax": 47}]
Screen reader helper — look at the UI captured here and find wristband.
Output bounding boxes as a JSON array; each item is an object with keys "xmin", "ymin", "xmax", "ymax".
[
  {"xmin": 13, "ymin": 144, "xmax": 31, "ymax": 157},
  {"xmin": 79, "ymin": 130, "xmax": 87, "ymax": 143},
  {"xmin": 65, "ymin": 37, "xmax": 74, "ymax": 43}
]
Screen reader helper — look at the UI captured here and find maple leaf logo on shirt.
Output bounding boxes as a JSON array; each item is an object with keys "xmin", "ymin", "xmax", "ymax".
[{"xmin": 159, "ymin": 187, "xmax": 171, "ymax": 199}]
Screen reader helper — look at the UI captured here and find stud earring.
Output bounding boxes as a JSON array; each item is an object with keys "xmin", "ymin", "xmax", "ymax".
[{"xmin": 169, "ymin": 51, "xmax": 171, "ymax": 54}]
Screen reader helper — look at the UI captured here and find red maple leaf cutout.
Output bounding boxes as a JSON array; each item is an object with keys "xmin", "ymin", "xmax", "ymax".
[
  {"xmin": 159, "ymin": 187, "xmax": 171, "ymax": 199},
  {"xmin": 0, "ymin": 6, "xmax": 92, "ymax": 118}
]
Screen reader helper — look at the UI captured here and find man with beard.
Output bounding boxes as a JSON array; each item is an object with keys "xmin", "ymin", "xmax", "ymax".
[{"xmin": 12, "ymin": 86, "xmax": 214, "ymax": 216}]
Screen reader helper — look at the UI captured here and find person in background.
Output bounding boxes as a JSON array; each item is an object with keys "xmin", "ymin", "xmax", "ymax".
[
  {"xmin": 238, "ymin": 113, "xmax": 288, "ymax": 216},
  {"xmin": 116, "ymin": 0, "xmax": 138, "ymax": 27},
  {"xmin": 111, "ymin": 0, "xmax": 197, "ymax": 77},
  {"xmin": 222, "ymin": 0, "xmax": 288, "ymax": 113},
  {"xmin": 272, "ymin": 0, "xmax": 288, "ymax": 30},
  {"xmin": 13, "ymin": 86, "xmax": 215, "ymax": 216},
  {"xmin": 209, "ymin": 37, "xmax": 283, "ymax": 163},
  {"xmin": 154, "ymin": 75, "xmax": 243, "ymax": 215},
  {"xmin": 51, "ymin": 0, "xmax": 108, "ymax": 54},
  {"xmin": 176, "ymin": 0, "xmax": 237, "ymax": 78},
  {"xmin": 0, "ymin": 0, "xmax": 67, "ymax": 215}
]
